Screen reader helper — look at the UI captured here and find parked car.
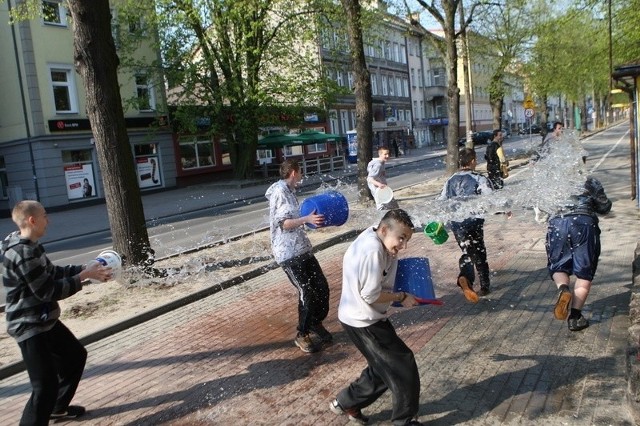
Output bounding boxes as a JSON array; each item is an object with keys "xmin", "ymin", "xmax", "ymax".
[
  {"xmin": 458, "ymin": 131, "xmax": 493, "ymax": 146},
  {"xmin": 518, "ymin": 124, "xmax": 542, "ymax": 135}
]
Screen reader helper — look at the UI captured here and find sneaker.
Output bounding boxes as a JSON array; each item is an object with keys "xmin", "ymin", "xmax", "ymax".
[
  {"xmin": 329, "ymin": 399, "xmax": 369, "ymax": 424},
  {"xmin": 457, "ymin": 276, "xmax": 478, "ymax": 303},
  {"xmin": 309, "ymin": 324, "xmax": 333, "ymax": 343},
  {"xmin": 50, "ymin": 405, "xmax": 86, "ymax": 421},
  {"xmin": 568, "ymin": 315, "xmax": 590, "ymax": 331},
  {"xmin": 478, "ymin": 286, "xmax": 491, "ymax": 297},
  {"xmin": 294, "ymin": 334, "xmax": 320, "ymax": 353},
  {"xmin": 554, "ymin": 285, "xmax": 572, "ymax": 320}
]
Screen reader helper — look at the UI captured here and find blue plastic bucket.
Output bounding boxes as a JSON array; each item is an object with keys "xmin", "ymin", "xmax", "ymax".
[
  {"xmin": 299, "ymin": 191, "xmax": 349, "ymax": 229},
  {"xmin": 393, "ymin": 257, "xmax": 437, "ymax": 305}
]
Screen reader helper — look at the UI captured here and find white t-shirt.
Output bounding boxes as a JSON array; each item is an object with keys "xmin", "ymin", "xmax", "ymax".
[{"xmin": 338, "ymin": 227, "xmax": 398, "ymax": 328}]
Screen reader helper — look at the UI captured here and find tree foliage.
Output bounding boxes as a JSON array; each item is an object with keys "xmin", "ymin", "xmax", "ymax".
[{"xmin": 120, "ymin": 0, "xmax": 337, "ymax": 179}]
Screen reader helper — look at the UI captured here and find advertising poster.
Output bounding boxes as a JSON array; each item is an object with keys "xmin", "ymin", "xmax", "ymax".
[
  {"xmin": 346, "ymin": 130, "xmax": 357, "ymax": 164},
  {"xmin": 64, "ymin": 164, "xmax": 95, "ymax": 200},
  {"xmin": 137, "ymin": 156, "xmax": 161, "ymax": 188}
]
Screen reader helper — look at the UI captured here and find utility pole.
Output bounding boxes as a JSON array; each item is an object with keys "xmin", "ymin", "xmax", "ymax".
[
  {"xmin": 607, "ymin": 0, "xmax": 613, "ymax": 125},
  {"xmin": 459, "ymin": 3, "xmax": 473, "ymax": 146}
]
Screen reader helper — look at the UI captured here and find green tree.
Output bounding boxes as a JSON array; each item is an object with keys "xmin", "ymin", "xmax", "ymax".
[
  {"xmin": 410, "ymin": 0, "xmax": 492, "ymax": 174},
  {"xmin": 140, "ymin": 0, "xmax": 334, "ymax": 179}
]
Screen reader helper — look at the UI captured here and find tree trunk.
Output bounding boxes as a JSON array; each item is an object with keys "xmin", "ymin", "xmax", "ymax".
[
  {"xmin": 443, "ymin": 14, "xmax": 460, "ymax": 175},
  {"xmin": 341, "ymin": 0, "xmax": 374, "ymax": 202},
  {"xmin": 68, "ymin": 0, "xmax": 153, "ymax": 267}
]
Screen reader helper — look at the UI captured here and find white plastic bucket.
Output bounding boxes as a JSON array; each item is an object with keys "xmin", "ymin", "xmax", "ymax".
[
  {"xmin": 96, "ymin": 249, "xmax": 122, "ymax": 276},
  {"xmin": 374, "ymin": 186, "xmax": 394, "ymax": 205}
]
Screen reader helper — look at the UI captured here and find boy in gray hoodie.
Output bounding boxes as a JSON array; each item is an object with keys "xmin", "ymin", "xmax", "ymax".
[{"xmin": 2, "ymin": 200, "xmax": 112, "ymax": 425}]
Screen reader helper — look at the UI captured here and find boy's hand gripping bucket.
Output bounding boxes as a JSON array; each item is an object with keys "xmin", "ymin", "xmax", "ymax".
[
  {"xmin": 299, "ymin": 191, "xmax": 349, "ymax": 229},
  {"xmin": 424, "ymin": 222, "xmax": 449, "ymax": 244}
]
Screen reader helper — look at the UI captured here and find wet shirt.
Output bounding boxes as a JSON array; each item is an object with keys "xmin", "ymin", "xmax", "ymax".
[
  {"xmin": 265, "ymin": 180, "xmax": 312, "ymax": 264},
  {"xmin": 338, "ymin": 227, "xmax": 398, "ymax": 328},
  {"xmin": 439, "ymin": 171, "xmax": 493, "ymax": 200},
  {"xmin": 1, "ymin": 231, "xmax": 83, "ymax": 342},
  {"xmin": 366, "ymin": 158, "xmax": 387, "ymax": 194},
  {"xmin": 551, "ymin": 176, "xmax": 612, "ymax": 220}
]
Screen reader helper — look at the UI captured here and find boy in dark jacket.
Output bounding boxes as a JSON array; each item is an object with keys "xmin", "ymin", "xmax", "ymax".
[
  {"xmin": 439, "ymin": 148, "xmax": 494, "ymax": 300},
  {"xmin": 548, "ymin": 176, "xmax": 612, "ymax": 331},
  {"xmin": 2, "ymin": 200, "xmax": 112, "ymax": 425}
]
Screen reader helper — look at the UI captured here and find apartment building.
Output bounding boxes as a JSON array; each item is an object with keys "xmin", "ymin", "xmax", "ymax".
[
  {"xmin": 321, "ymin": 3, "xmax": 444, "ymax": 153},
  {"xmin": 0, "ymin": 0, "xmax": 174, "ymax": 214}
]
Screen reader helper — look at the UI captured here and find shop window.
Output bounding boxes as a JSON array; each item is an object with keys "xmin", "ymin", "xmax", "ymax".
[
  {"xmin": 284, "ymin": 145, "xmax": 303, "ymax": 156},
  {"xmin": 49, "ymin": 65, "xmax": 78, "ymax": 113},
  {"xmin": 43, "ymin": 1, "xmax": 67, "ymax": 27},
  {"xmin": 0, "ymin": 156, "xmax": 7, "ymax": 199},
  {"xmin": 307, "ymin": 143, "xmax": 327, "ymax": 154},
  {"xmin": 180, "ymin": 136, "xmax": 214, "ymax": 169},
  {"xmin": 62, "ymin": 149, "xmax": 96, "ymax": 201},
  {"xmin": 134, "ymin": 143, "xmax": 161, "ymax": 188},
  {"xmin": 257, "ymin": 149, "xmax": 274, "ymax": 164},
  {"xmin": 219, "ymin": 139, "xmax": 232, "ymax": 165}
]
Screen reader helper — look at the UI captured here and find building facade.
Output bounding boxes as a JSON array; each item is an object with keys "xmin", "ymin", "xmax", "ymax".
[{"xmin": 0, "ymin": 0, "xmax": 174, "ymax": 214}]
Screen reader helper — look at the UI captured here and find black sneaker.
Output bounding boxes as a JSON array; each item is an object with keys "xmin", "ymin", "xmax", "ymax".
[
  {"xmin": 554, "ymin": 285, "xmax": 572, "ymax": 320},
  {"xmin": 457, "ymin": 276, "xmax": 478, "ymax": 303},
  {"xmin": 568, "ymin": 315, "xmax": 589, "ymax": 331},
  {"xmin": 294, "ymin": 334, "xmax": 320, "ymax": 353},
  {"xmin": 50, "ymin": 405, "xmax": 86, "ymax": 421},
  {"xmin": 329, "ymin": 399, "xmax": 369, "ymax": 424},
  {"xmin": 309, "ymin": 324, "xmax": 333, "ymax": 343},
  {"xmin": 478, "ymin": 286, "xmax": 491, "ymax": 297}
]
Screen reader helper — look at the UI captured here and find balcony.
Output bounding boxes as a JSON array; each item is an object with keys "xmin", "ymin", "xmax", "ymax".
[{"xmin": 423, "ymin": 85, "xmax": 446, "ymax": 101}]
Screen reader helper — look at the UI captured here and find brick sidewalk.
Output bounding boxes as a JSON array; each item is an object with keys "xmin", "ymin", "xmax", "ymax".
[
  {"xmin": 0, "ymin": 132, "xmax": 636, "ymax": 425},
  {"xmin": 0, "ymin": 196, "xmax": 635, "ymax": 425}
]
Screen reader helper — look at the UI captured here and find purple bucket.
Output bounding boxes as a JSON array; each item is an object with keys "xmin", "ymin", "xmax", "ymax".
[
  {"xmin": 393, "ymin": 257, "xmax": 438, "ymax": 305},
  {"xmin": 299, "ymin": 191, "xmax": 349, "ymax": 229}
]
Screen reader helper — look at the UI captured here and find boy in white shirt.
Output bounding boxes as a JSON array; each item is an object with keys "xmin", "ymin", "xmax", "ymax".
[{"xmin": 330, "ymin": 209, "xmax": 423, "ymax": 426}]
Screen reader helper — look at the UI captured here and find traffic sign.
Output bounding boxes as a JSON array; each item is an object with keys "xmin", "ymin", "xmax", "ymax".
[
  {"xmin": 523, "ymin": 97, "xmax": 535, "ymax": 109},
  {"xmin": 524, "ymin": 108, "xmax": 535, "ymax": 118}
]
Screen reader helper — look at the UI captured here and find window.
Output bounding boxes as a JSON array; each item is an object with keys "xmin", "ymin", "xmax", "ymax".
[
  {"xmin": 179, "ymin": 136, "xmax": 214, "ymax": 169},
  {"xmin": 413, "ymin": 100, "xmax": 418, "ymax": 119},
  {"xmin": 307, "ymin": 143, "xmax": 327, "ymax": 154},
  {"xmin": 420, "ymin": 101, "xmax": 424, "ymax": 119},
  {"xmin": 128, "ymin": 16, "xmax": 145, "ymax": 35},
  {"xmin": 135, "ymin": 74, "xmax": 156, "ymax": 111},
  {"xmin": 337, "ymin": 70, "xmax": 344, "ymax": 87},
  {"xmin": 400, "ymin": 45, "xmax": 406, "ymax": 63},
  {"xmin": 0, "ymin": 156, "xmax": 7, "ymax": 199},
  {"xmin": 347, "ymin": 72, "xmax": 354, "ymax": 90},
  {"xmin": 328, "ymin": 109, "xmax": 339, "ymax": 134},
  {"xmin": 381, "ymin": 76, "xmax": 388, "ymax": 96},
  {"xmin": 340, "ymin": 110, "xmax": 349, "ymax": 133},
  {"xmin": 219, "ymin": 140, "xmax": 232, "ymax": 165},
  {"xmin": 395, "ymin": 77, "xmax": 402, "ymax": 97},
  {"xmin": 257, "ymin": 149, "xmax": 274, "ymax": 163},
  {"xmin": 42, "ymin": 1, "xmax": 67, "ymax": 26},
  {"xmin": 371, "ymin": 74, "xmax": 378, "ymax": 95},
  {"xmin": 418, "ymin": 68, "xmax": 423, "ymax": 88},
  {"xmin": 393, "ymin": 43, "xmax": 400, "ymax": 62},
  {"xmin": 49, "ymin": 66, "xmax": 77, "ymax": 113},
  {"xmin": 405, "ymin": 110, "xmax": 412, "ymax": 123},
  {"xmin": 410, "ymin": 69, "xmax": 415, "ymax": 87},
  {"xmin": 284, "ymin": 145, "xmax": 303, "ymax": 156},
  {"xmin": 403, "ymin": 78, "xmax": 409, "ymax": 98},
  {"xmin": 384, "ymin": 41, "xmax": 391, "ymax": 60},
  {"xmin": 398, "ymin": 110, "xmax": 405, "ymax": 121},
  {"xmin": 350, "ymin": 110, "xmax": 356, "ymax": 129}
]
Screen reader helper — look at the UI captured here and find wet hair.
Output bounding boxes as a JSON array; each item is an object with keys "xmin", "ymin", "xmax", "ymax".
[
  {"xmin": 379, "ymin": 208, "xmax": 414, "ymax": 230},
  {"xmin": 553, "ymin": 121, "xmax": 563, "ymax": 131},
  {"xmin": 12, "ymin": 200, "xmax": 44, "ymax": 229},
  {"xmin": 378, "ymin": 146, "xmax": 390, "ymax": 154},
  {"xmin": 458, "ymin": 148, "xmax": 476, "ymax": 168},
  {"xmin": 492, "ymin": 129, "xmax": 502, "ymax": 138},
  {"xmin": 279, "ymin": 159, "xmax": 300, "ymax": 179}
]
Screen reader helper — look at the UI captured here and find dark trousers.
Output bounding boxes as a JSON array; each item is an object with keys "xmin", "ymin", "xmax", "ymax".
[
  {"xmin": 338, "ymin": 320, "xmax": 420, "ymax": 425},
  {"xmin": 451, "ymin": 218, "xmax": 491, "ymax": 289},
  {"xmin": 487, "ymin": 169, "xmax": 504, "ymax": 189},
  {"xmin": 280, "ymin": 252, "xmax": 329, "ymax": 335},
  {"xmin": 18, "ymin": 321, "xmax": 87, "ymax": 426}
]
